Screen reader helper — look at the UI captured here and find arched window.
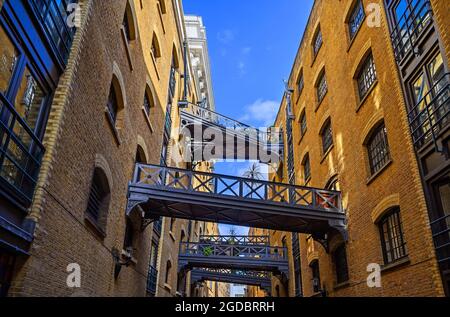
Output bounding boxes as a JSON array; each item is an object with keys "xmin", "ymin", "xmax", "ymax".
[
  {"xmin": 85, "ymin": 167, "xmax": 111, "ymax": 236},
  {"xmin": 316, "ymin": 70, "xmax": 328, "ymax": 103},
  {"xmin": 366, "ymin": 122, "xmax": 391, "ymax": 176},
  {"xmin": 106, "ymin": 72, "xmax": 125, "ymax": 129},
  {"xmin": 356, "ymin": 52, "xmax": 377, "ymax": 100},
  {"xmin": 326, "ymin": 175, "xmax": 340, "ymax": 191},
  {"xmin": 312, "ymin": 26, "xmax": 323, "ymax": 57},
  {"xmin": 123, "ymin": 218, "xmax": 134, "ymax": 251},
  {"xmin": 143, "ymin": 86, "xmax": 155, "ymax": 116},
  {"xmin": 165, "ymin": 260, "xmax": 172, "ymax": 284},
  {"xmin": 122, "ymin": 2, "xmax": 137, "ymax": 43},
  {"xmin": 302, "ymin": 154, "xmax": 311, "ymax": 183},
  {"xmin": 135, "ymin": 146, "xmax": 147, "ymax": 167},
  {"xmin": 333, "ymin": 244, "xmax": 349, "ymax": 284},
  {"xmin": 170, "ymin": 218, "xmax": 176, "ymax": 233},
  {"xmin": 320, "ymin": 118, "xmax": 333, "ymax": 154},
  {"xmin": 158, "ymin": 0, "xmax": 167, "ymax": 14},
  {"xmin": 299, "ymin": 110, "xmax": 307, "ymax": 138},
  {"xmin": 107, "ymin": 84, "xmax": 119, "ymax": 124},
  {"xmin": 297, "ymin": 70, "xmax": 304, "ymax": 95},
  {"xmin": 347, "ymin": 0, "xmax": 365, "ymax": 40},
  {"xmin": 378, "ymin": 207, "xmax": 407, "ymax": 264},
  {"xmin": 151, "ymin": 33, "xmax": 161, "ymax": 59}
]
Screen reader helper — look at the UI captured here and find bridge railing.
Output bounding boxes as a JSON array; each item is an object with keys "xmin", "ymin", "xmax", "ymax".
[
  {"xmin": 199, "ymin": 235, "xmax": 270, "ymax": 245},
  {"xmin": 132, "ymin": 164, "xmax": 343, "ymax": 213},
  {"xmin": 181, "ymin": 102, "xmax": 283, "ymax": 145},
  {"xmin": 192, "ymin": 268, "xmax": 270, "ymax": 279},
  {"xmin": 179, "ymin": 241, "xmax": 288, "ymax": 261}
]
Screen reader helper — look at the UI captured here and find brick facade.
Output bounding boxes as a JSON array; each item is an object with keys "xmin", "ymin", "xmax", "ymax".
[{"xmin": 269, "ymin": 0, "xmax": 446, "ymax": 297}]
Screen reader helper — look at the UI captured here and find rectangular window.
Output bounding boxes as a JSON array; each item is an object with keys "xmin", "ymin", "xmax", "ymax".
[
  {"xmin": 357, "ymin": 54, "xmax": 377, "ymax": 99},
  {"xmin": 367, "ymin": 124, "xmax": 390, "ymax": 175},
  {"xmin": 379, "ymin": 208, "xmax": 407, "ymax": 264},
  {"xmin": 348, "ymin": 0, "xmax": 365, "ymax": 39},
  {"xmin": 297, "ymin": 74, "xmax": 304, "ymax": 95},
  {"xmin": 300, "ymin": 112, "xmax": 307, "ymax": 136},
  {"xmin": 321, "ymin": 121, "xmax": 333, "ymax": 154},
  {"xmin": 317, "ymin": 72, "xmax": 328, "ymax": 103},
  {"xmin": 303, "ymin": 155, "xmax": 311, "ymax": 182}
]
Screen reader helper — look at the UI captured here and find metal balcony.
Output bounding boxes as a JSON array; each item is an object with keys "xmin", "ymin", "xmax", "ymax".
[
  {"xmin": 127, "ymin": 164, "xmax": 347, "ymax": 238},
  {"xmin": 408, "ymin": 73, "xmax": 449, "ymax": 150},
  {"xmin": 390, "ymin": 0, "xmax": 433, "ymax": 63},
  {"xmin": 178, "ymin": 240, "xmax": 288, "ymax": 275},
  {"xmin": 179, "ymin": 103, "xmax": 283, "ymax": 163},
  {"xmin": 191, "ymin": 268, "xmax": 271, "ymax": 293}
]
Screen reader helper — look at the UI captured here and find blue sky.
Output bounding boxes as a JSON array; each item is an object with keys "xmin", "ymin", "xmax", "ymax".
[{"xmin": 183, "ymin": 0, "xmax": 314, "ymax": 237}]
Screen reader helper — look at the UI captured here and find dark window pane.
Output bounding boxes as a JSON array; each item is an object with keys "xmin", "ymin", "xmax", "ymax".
[
  {"xmin": 358, "ymin": 54, "xmax": 377, "ymax": 99},
  {"xmin": 367, "ymin": 124, "xmax": 390, "ymax": 175},
  {"xmin": 303, "ymin": 155, "xmax": 311, "ymax": 182},
  {"xmin": 317, "ymin": 73, "xmax": 328, "ymax": 102},
  {"xmin": 379, "ymin": 208, "xmax": 407, "ymax": 264},
  {"xmin": 321, "ymin": 121, "xmax": 333, "ymax": 153},
  {"xmin": 334, "ymin": 245, "xmax": 349, "ymax": 284},
  {"xmin": 313, "ymin": 29, "xmax": 323, "ymax": 56},
  {"xmin": 349, "ymin": 0, "xmax": 365, "ymax": 39},
  {"xmin": 107, "ymin": 86, "xmax": 118, "ymax": 124}
]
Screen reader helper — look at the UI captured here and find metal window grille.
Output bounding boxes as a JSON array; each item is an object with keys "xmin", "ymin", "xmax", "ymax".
[
  {"xmin": 107, "ymin": 87, "xmax": 118, "ymax": 124},
  {"xmin": 321, "ymin": 121, "xmax": 333, "ymax": 153},
  {"xmin": 379, "ymin": 208, "xmax": 407, "ymax": 264},
  {"xmin": 358, "ymin": 54, "xmax": 377, "ymax": 99},
  {"xmin": 300, "ymin": 112, "xmax": 307, "ymax": 136},
  {"xmin": 349, "ymin": 0, "xmax": 365, "ymax": 39},
  {"xmin": 367, "ymin": 124, "xmax": 390, "ymax": 175},
  {"xmin": 303, "ymin": 155, "xmax": 311, "ymax": 182},
  {"xmin": 317, "ymin": 73, "xmax": 328, "ymax": 102},
  {"xmin": 313, "ymin": 29, "xmax": 323, "ymax": 56}
]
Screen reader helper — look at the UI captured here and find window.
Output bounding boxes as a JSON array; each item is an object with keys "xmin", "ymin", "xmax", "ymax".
[
  {"xmin": 378, "ymin": 207, "xmax": 407, "ymax": 264},
  {"xmin": 326, "ymin": 176, "xmax": 340, "ymax": 191},
  {"xmin": 317, "ymin": 72, "xmax": 328, "ymax": 103},
  {"xmin": 106, "ymin": 85, "xmax": 119, "ymax": 124},
  {"xmin": 367, "ymin": 123, "xmax": 390, "ymax": 175},
  {"xmin": 300, "ymin": 111, "xmax": 307, "ymax": 137},
  {"xmin": 310, "ymin": 260, "xmax": 321, "ymax": 293},
  {"xmin": 297, "ymin": 72, "xmax": 304, "ymax": 96},
  {"xmin": 303, "ymin": 154, "xmax": 311, "ymax": 182},
  {"xmin": 143, "ymin": 88, "xmax": 154, "ymax": 116},
  {"xmin": 333, "ymin": 244, "xmax": 349, "ymax": 284},
  {"xmin": 122, "ymin": 5, "xmax": 132, "ymax": 43},
  {"xmin": 85, "ymin": 168, "xmax": 111, "ymax": 235},
  {"xmin": 321, "ymin": 119, "xmax": 333, "ymax": 154},
  {"xmin": 313, "ymin": 27, "xmax": 323, "ymax": 57},
  {"xmin": 357, "ymin": 53, "xmax": 377, "ymax": 100},
  {"xmin": 123, "ymin": 218, "xmax": 134, "ymax": 251},
  {"xmin": 348, "ymin": 0, "xmax": 365, "ymax": 39},
  {"xmin": 165, "ymin": 260, "xmax": 172, "ymax": 284},
  {"xmin": 151, "ymin": 34, "xmax": 161, "ymax": 59}
]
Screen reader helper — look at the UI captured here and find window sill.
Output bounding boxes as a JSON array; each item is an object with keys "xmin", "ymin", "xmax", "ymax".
[
  {"xmin": 381, "ymin": 256, "xmax": 410, "ymax": 274},
  {"xmin": 366, "ymin": 159, "xmax": 392, "ymax": 186},
  {"xmin": 333, "ymin": 280, "xmax": 350, "ymax": 291},
  {"xmin": 164, "ymin": 283, "xmax": 172, "ymax": 292},
  {"xmin": 142, "ymin": 108, "xmax": 154, "ymax": 133},
  {"xmin": 356, "ymin": 81, "xmax": 378, "ymax": 113},
  {"xmin": 105, "ymin": 109, "xmax": 121, "ymax": 146},
  {"xmin": 84, "ymin": 215, "xmax": 106, "ymax": 239},
  {"xmin": 320, "ymin": 145, "xmax": 334, "ymax": 164}
]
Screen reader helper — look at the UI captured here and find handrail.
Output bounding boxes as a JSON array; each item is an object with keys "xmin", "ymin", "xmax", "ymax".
[
  {"xmin": 133, "ymin": 163, "xmax": 343, "ymax": 213},
  {"xmin": 179, "ymin": 241, "xmax": 288, "ymax": 261},
  {"xmin": 199, "ymin": 235, "xmax": 270, "ymax": 245},
  {"xmin": 192, "ymin": 268, "xmax": 270, "ymax": 279},
  {"xmin": 181, "ymin": 102, "xmax": 283, "ymax": 144}
]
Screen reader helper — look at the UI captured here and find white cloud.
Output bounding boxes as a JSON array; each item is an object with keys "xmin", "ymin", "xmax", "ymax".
[
  {"xmin": 238, "ymin": 61, "xmax": 246, "ymax": 75},
  {"xmin": 240, "ymin": 99, "xmax": 279, "ymax": 127},
  {"xmin": 217, "ymin": 29, "xmax": 234, "ymax": 44},
  {"xmin": 242, "ymin": 47, "xmax": 252, "ymax": 55}
]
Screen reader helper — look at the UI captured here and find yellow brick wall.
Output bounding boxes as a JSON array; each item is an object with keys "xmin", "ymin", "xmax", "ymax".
[{"xmin": 270, "ymin": 0, "xmax": 445, "ymax": 297}]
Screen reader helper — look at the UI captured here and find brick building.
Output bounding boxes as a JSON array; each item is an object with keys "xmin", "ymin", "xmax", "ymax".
[
  {"xmin": 268, "ymin": 0, "xmax": 448, "ymax": 297},
  {"xmin": 0, "ymin": 0, "xmax": 220, "ymax": 297}
]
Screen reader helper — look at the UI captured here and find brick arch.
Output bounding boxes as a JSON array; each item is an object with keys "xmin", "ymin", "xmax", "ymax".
[
  {"xmin": 350, "ymin": 39, "xmax": 373, "ymax": 79},
  {"xmin": 94, "ymin": 153, "xmax": 114, "ymax": 191},
  {"xmin": 360, "ymin": 111, "xmax": 384, "ymax": 145},
  {"xmin": 145, "ymin": 76, "xmax": 162, "ymax": 110},
  {"xmin": 317, "ymin": 109, "xmax": 331, "ymax": 136},
  {"xmin": 371, "ymin": 194, "xmax": 400, "ymax": 223},
  {"xmin": 343, "ymin": 0, "xmax": 363, "ymax": 23},
  {"xmin": 111, "ymin": 61, "xmax": 127, "ymax": 128},
  {"xmin": 136, "ymin": 135, "xmax": 149, "ymax": 163},
  {"xmin": 313, "ymin": 62, "xmax": 326, "ymax": 88}
]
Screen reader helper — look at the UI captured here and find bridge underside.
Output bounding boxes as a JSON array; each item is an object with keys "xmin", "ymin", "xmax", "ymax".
[
  {"xmin": 128, "ymin": 186, "xmax": 343, "ymax": 235},
  {"xmin": 179, "ymin": 255, "xmax": 288, "ymax": 276},
  {"xmin": 190, "ymin": 269, "xmax": 271, "ymax": 292}
]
